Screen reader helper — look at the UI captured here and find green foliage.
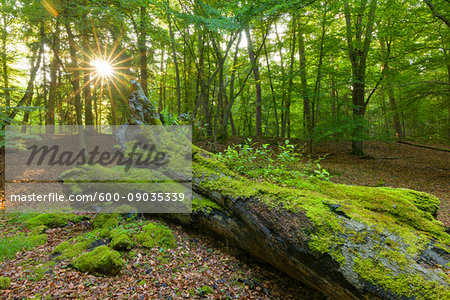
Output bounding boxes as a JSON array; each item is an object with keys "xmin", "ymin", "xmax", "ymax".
[{"xmin": 216, "ymin": 138, "xmax": 332, "ymax": 182}]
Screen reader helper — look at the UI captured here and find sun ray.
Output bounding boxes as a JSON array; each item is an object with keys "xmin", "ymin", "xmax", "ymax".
[
  {"xmin": 91, "ymin": 21, "xmax": 104, "ymax": 61},
  {"xmin": 109, "ymin": 77, "xmax": 129, "ymax": 106},
  {"xmin": 66, "ymin": 76, "xmax": 98, "ymax": 103},
  {"xmin": 112, "ymin": 71, "xmax": 133, "ymax": 83},
  {"xmin": 110, "ymin": 56, "xmax": 133, "ymax": 67},
  {"xmin": 107, "ymin": 31, "xmax": 125, "ymax": 62},
  {"xmin": 67, "ymin": 39, "xmax": 95, "ymax": 62},
  {"xmin": 110, "ymin": 73, "xmax": 131, "ymax": 89}
]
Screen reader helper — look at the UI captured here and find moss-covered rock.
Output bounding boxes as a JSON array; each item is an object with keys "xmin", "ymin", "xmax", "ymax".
[
  {"xmin": 53, "ymin": 241, "xmax": 70, "ymax": 254},
  {"xmin": 53, "ymin": 240, "xmax": 91, "ymax": 261},
  {"xmin": 136, "ymin": 222, "xmax": 176, "ymax": 249},
  {"xmin": 110, "ymin": 233, "xmax": 133, "ymax": 251},
  {"xmin": 93, "ymin": 214, "xmax": 112, "ymax": 229},
  {"xmin": 99, "ymin": 215, "xmax": 121, "ymax": 238},
  {"xmin": 71, "ymin": 245, "xmax": 124, "ymax": 276},
  {"xmin": 0, "ymin": 276, "xmax": 11, "ymax": 289},
  {"xmin": 29, "ymin": 225, "xmax": 47, "ymax": 235},
  {"xmin": 24, "ymin": 213, "xmax": 84, "ymax": 229}
]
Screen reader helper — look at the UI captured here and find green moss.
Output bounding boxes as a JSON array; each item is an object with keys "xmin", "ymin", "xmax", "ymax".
[
  {"xmin": 192, "ymin": 196, "xmax": 223, "ymax": 213},
  {"xmin": 354, "ymin": 256, "xmax": 449, "ymax": 300},
  {"xmin": 28, "ymin": 234, "xmax": 48, "ymax": 246},
  {"xmin": 53, "ymin": 241, "xmax": 70, "ymax": 254},
  {"xmin": 111, "ymin": 233, "xmax": 133, "ymax": 251},
  {"xmin": 0, "ymin": 233, "xmax": 47, "ymax": 262},
  {"xmin": 29, "ymin": 225, "xmax": 47, "ymax": 235},
  {"xmin": 99, "ymin": 215, "xmax": 121, "ymax": 238},
  {"xmin": 136, "ymin": 222, "xmax": 176, "ymax": 249},
  {"xmin": 24, "ymin": 213, "xmax": 84, "ymax": 229},
  {"xmin": 54, "ymin": 240, "xmax": 91, "ymax": 261},
  {"xmin": 199, "ymin": 285, "xmax": 214, "ymax": 295},
  {"xmin": 71, "ymin": 245, "xmax": 124, "ymax": 276},
  {"xmin": 0, "ymin": 276, "xmax": 11, "ymax": 289},
  {"xmin": 93, "ymin": 214, "xmax": 112, "ymax": 229}
]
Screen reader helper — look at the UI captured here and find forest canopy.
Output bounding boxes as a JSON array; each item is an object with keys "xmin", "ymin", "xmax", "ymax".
[{"xmin": 0, "ymin": 0, "xmax": 449, "ymax": 154}]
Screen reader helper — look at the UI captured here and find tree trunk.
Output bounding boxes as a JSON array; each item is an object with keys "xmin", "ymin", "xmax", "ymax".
[
  {"xmin": 344, "ymin": 0, "xmax": 377, "ymax": 156},
  {"xmin": 45, "ymin": 21, "xmax": 60, "ymax": 133},
  {"xmin": 298, "ymin": 19, "xmax": 312, "ymax": 153},
  {"xmin": 244, "ymin": 25, "xmax": 262, "ymax": 137},
  {"xmin": 9, "ymin": 27, "xmax": 44, "ymax": 122},
  {"xmin": 263, "ymin": 39, "xmax": 279, "ymax": 138},
  {"xmin": 66, "ymin": 142, "xmax": 450, "ymax": 300},
  {"xmin": 65, "ymin": 22, "xmax": 83, "ymax": 126},
  {"xmin": 1, "ymin": 13, "xmax": 10, "ymax": 108},
  {"xmin": 286, "ymin": 14, "xmax": 297, "ymax": 139},
  {"xmin": 168, "ymin": 15, "xmax": 181, "ymax": 116},
  {"xmin": 138, "ymin": 6, "xmax": 149, "ymax": 96}
]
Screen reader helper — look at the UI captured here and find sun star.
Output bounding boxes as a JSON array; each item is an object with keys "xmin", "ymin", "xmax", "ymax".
[{"xmin": 92, "ymin": 59, "xmax": 113, "ymax": 77}]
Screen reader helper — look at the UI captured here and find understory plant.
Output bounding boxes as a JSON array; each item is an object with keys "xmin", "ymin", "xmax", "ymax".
[{"xmin": 216, "ymin": 138, "xmax": 331, "ymax": 183}]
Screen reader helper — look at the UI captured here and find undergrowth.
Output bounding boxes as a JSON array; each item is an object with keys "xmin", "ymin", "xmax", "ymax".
[{"xmin": 216, "ymin": 138, "xmax": 331, "ymax": 182}]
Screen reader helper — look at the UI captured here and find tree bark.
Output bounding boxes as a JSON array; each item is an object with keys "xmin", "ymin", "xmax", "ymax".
[
  {"xmin": 298, "ymin": 19, "xmax": 312, "ymax": 153},
  {"xmin": 244, "ymin": 25, "xmax": 262, "ymax": 137},
  {"xmin": 344, "ymin": 0, "xmax": 377, "ymax": 156},
  {"xmin": 45, "ymin": 21, "xmax": 60, "ymax": 133},
  {"xmin": 1, "ymin": 12, "xmax": 10, "ymax": 108},
  {"xmin": 65, "ymin": 22, "xmax": 83, "ymax": 126}
]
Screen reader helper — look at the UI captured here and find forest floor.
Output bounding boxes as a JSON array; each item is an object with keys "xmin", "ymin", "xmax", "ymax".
[{"xmin": 0, "ymin": 138, "xmax": 448, "ymax": 299}]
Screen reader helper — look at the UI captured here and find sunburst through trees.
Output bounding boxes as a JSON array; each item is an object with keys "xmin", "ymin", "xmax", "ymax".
[{"xmin": 42, "ymin": 0, "xmax": 134, "ymax": 125}]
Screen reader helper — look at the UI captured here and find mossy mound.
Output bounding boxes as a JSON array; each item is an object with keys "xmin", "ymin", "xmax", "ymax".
[
  {"xmin": 110, "ymin": 232, "xmax": 133, "ymax": 251},
  {"xmin": 29, "ymin": 225, "xmax": 47, "ymax": 235},
  {"xmin": 0, "ymin": 276, "xmax": 11, "ymax": 289},
  {"xmin": 53, "ymin": 240, "xmax": 91, "ymax": 261},
  {"xmin": 71, "ymin": 245, "xmax": 124, "ymax": 276},
  {"xmin": 24, "ymin": 213, "xmax": 85, "ymax": 229},
  {"xmin": 136, "ymin": 222, "xmax": 176, "ymax": 249}
]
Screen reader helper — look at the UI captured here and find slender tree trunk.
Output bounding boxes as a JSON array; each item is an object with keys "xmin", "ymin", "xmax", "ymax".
[
  {"xmin": 263, "ymin": 39, "xmax": 279, "ymax": 137},
  {"xmin": 9, "ymin": 27, "xmax": 44, "ymax": 123},
  {"xmin": 275, "ymin": 23, "xmax": 287, "ymax": 138},
  {"xmin": 330, "ymin": 55, "xmax": 337, "ymax": 122},
  {"xmin": 344, "ymin": 0, "xmax": 377, "ymax": 156},
  {"xmin": 168, "ymin": 15, "xmax": 181, "ymax": 116},
  {"xmin": 245, "ymin": 25, "xmax": 262, "ymax": 136},
  {"xmin": 46, "ymin": 21, "xmax": 60, "ymax": 133},
  {"xmin": 299, "ymin": 19, "xmax": 312, "ymax": 153},
  {"xmin": 1, "ymin": 13, "xmax": 10, "ymax": 108},
  {"xmin": 286, "ymin": 14, "xmax": 297, "ymax": 139},
  {"xmin": 379, "ymin": 37, "xmax": 403, "ymax": 138},
  {"xmin": 65, "ymin": 22, "xmax": 83, "ymax": 126},
  {"xmin": 137, "ymin": 6, "xmax": 148, "ymax": 96}
]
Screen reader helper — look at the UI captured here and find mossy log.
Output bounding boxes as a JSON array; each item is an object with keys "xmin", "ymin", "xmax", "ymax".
[
  {"xmin": 62, "ymin": 146, "xmax": 449, "ymax": 299},
  {"xmin": 167, "ymin": 147, "xmax": 449, "ymax": 300}
]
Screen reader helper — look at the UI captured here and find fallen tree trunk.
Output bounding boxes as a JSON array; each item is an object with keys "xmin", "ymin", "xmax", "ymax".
[
  {"xmin": 62, "ymin": 146, "xmax": 450, "ymax": 299},
  {"xmin": 397, "ymin": 140, "xmax": 450, "ymax": 152},
  {"xmin": 167, "ymin": 148, "xmax": 449, "ymax": 299}
]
